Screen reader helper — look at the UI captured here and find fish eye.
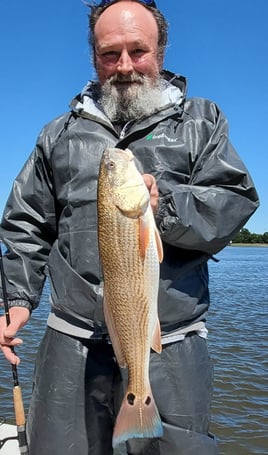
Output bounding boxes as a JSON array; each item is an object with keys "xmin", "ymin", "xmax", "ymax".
[{"xmin": 107, "ymin": 160, "xmax": 115, "ymax": 169}]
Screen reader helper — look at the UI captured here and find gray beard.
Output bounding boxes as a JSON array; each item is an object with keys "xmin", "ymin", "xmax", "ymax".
[{"xmin": 99, "ymin": 74, "xmax": 163, "ymax": 122}]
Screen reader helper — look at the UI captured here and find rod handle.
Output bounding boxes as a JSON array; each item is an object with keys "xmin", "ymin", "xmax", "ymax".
[{"xmin": 13, "ymin": 385, "xmax": 26, "ymax": 426}]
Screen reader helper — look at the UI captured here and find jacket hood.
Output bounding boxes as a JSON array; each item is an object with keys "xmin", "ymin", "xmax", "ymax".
[{"xmin": 70, "ymin": 69, "xmax": 187, "ymax": 121}]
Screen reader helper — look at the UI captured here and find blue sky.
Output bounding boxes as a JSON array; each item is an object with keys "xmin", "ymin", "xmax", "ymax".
[{"xmin": 0, "ymin": 0, "xmax": 267, "ymax": 234}]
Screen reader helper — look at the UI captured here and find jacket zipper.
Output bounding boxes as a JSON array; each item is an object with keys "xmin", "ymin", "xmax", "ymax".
[{"xmin": 119, "ymin": 122, "xmax": 132, "ymax": 139}]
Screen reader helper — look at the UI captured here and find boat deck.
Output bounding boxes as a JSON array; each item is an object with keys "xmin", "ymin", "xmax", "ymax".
[{"xmin": 0, "ymin": 424, "xmax": 19, "ymax": 455}]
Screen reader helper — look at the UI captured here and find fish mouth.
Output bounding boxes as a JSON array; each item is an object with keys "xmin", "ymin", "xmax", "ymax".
[{"xmin": 104, "ymin": 148, "xmax": 133, "ymax": 163}]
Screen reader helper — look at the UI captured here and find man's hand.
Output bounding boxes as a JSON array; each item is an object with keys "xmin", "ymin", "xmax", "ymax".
[
  {"xmin": 0, "ymin": 307, "xmax": 30, "ymax": 365},
  {"xmin": 143, "ymin": 174, "xmax": 159, "ymax": 214}
]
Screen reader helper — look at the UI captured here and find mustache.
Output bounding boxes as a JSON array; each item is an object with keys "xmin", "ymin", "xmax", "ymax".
[{"xmin": 108, "ymin": 73, "xmax": 145, "ymax": 84}]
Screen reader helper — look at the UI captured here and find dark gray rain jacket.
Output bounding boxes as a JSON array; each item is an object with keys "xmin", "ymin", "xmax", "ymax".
[{"xmin": 0, "ymin": 70, "xmax": 259, "ymax": 337}]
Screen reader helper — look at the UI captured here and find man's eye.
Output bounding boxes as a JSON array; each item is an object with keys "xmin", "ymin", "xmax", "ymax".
[
  {"xmin": 132, "ymin": 49, "xmax": 145, "ymax": 56},
  {"xmin": 100, "ymin": 51, "xmax": 119, "ymax": 63},
  {"xmin": 103, "ymin": 51, "xmax": 118, "ymax": 57}
]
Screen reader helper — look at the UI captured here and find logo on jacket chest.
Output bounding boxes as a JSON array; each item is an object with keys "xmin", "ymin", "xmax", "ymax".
[{"xmin": 146, "ymin": 132, "xmax": 178, "ymax": 143}]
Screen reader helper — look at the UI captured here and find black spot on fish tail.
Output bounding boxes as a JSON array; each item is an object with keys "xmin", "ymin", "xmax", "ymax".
[
  {"xmin": 145, "ymin": 396, "xmax": 151, "ymax": 406},
  {"xmin": 127, "ymin": 393, "xmax": 136, "ymax": 406}
]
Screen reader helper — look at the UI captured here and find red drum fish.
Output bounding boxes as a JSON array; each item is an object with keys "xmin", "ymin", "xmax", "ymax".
[{"xmin": 97, "ymin": 147, "xmax": 163, "ymax": 448}]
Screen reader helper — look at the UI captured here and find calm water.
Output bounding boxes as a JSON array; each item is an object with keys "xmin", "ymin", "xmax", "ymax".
[{"xmin": 0, "ymin": 246, "xmax": 267, "ymax": 454}]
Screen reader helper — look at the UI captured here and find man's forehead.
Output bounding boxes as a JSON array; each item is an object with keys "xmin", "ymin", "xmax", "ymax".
[
  {"xmin": 94, "ymin": 8, "xmax": 158, "ymax": 50},
  {"xmin": 94, "ymin": 1, "xmax": 158, "ymax": 34}
]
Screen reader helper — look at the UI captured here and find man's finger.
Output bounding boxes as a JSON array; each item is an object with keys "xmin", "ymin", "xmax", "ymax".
[
  {"xmin": 3, "ymin": 325, "xmax": 22, "ymax": 339},
  {"xmin": 2, "ymin": 335, "xmax": 23, "ymax": 346},
  {"xmin": 0, "ymin": 344, "xmax": 21, "ymax": 365},
  {"xmin": 143, "ymin": 174, "xmax": 159, "ymax": 213}
]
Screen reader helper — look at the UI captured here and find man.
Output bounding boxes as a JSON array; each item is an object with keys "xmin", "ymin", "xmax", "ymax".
[{"xmin": 0, "ymin": 1, "xmax": 259, "ymax": 454}]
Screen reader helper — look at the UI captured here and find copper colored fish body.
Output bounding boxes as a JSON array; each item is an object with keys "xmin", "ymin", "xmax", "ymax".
[{"xmin": 97, "ymin": 148, "xmax": 163, "ymax": 448}]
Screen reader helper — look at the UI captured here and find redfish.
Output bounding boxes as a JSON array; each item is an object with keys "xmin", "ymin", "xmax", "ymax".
[{"xmin": 97, "ymin": 148, "xmax": 163, "ymax": 448}]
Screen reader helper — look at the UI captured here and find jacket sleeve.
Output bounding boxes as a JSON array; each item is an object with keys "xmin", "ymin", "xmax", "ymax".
[
  {"xmin": 0, "ymin": 135, "xmax": 57, "ymax": 311},
  {"xmin": 155, "ymin": 99, "xmax": 260, "ymax": 255}
]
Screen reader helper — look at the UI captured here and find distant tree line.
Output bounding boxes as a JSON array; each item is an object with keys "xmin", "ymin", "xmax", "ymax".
[{"xmin": 232, "ymin": 228, "xmax": 268, "ymax": 244}]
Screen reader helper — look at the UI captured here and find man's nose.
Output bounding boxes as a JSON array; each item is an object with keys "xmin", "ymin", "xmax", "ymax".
[{"xmin": 116, "ymin": 50, "xmax": 134, "ymax": 74}]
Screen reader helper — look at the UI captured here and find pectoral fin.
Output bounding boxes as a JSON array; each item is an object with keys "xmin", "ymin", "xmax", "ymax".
[
  {"xmin": 154, "ymin": 226, "xmax": 163, "ymax": 263},
  {"xmin": 139, "ymin": 217, "xmax": 150, "ymax": 260},
  {"xmin": 151, "ymin": 318, "xmax": 162, "ymax": 354}
]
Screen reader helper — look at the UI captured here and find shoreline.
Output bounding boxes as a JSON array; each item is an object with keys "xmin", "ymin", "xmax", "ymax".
[{"xmin": 229, "ymin": 243, "xmax": 268, "ymax": 247}]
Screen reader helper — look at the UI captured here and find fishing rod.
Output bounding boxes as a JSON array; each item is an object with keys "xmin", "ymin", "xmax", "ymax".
[{"xmin": 0, "ymin": 242, "xmax": 29, "ymax": 454}]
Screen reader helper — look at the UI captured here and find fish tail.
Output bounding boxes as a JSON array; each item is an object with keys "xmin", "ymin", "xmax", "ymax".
[{"xmin": 112, "ymin": 388, "xmax": 163, "ymax": 448}]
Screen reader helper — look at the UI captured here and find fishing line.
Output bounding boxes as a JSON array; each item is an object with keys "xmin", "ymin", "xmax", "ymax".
[{"xmin": 0, "ymin": 241, "xmax": 29, "ymax": 454}]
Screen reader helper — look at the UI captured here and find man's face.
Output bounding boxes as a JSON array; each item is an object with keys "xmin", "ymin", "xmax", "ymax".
[{"xmin": 94, "ymin": 1, "xmax": 161, "ymax": 86}]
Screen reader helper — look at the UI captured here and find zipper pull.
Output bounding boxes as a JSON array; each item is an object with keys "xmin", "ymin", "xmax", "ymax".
[
  {"xmin": 119, "ymin": 121, "xmax": 132, "ymax": 139},
  {"xmin": 120, "ymin": 129, "xmax": 126, "ymax": 139}
]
